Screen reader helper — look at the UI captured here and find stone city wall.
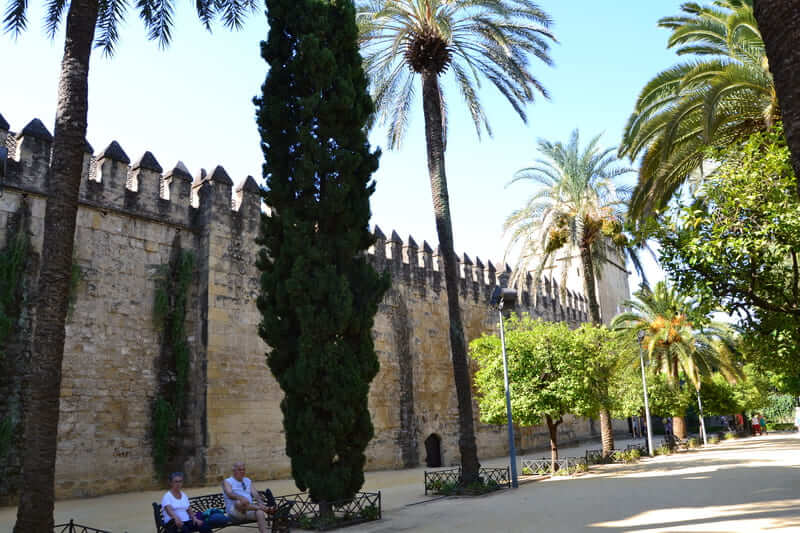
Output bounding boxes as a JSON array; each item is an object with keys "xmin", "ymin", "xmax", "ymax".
[{"xmin": 0, "ymin": 115, "xmax": 628, "ymax": 500}]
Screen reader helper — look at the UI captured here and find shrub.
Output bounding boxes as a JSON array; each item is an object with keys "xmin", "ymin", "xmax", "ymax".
[
  {"xmin": 709, "ymin": 436, "xmax": 720, "ymax": 444},
  {"xmin": 687, "ymin": 437, "xmax": 699, "ymax": 448},
  {"xmin": 521, "ymin": 467, "xmax": 532, "ymax": 475},
  {"xmin": 724, "ymin": 432, "xmax": 737, "ymax": 440},
  {"xmin": 656, "ymin": 444, "xmax": 672, "ymax": 456}
]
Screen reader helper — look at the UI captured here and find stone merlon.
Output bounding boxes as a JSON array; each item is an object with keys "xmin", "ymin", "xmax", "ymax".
[
  {"xmin": 18, "ymin": 118, "xmax": 52, "ymax": 141},
  {"xmin": 97, "ymin": 140, "xmax": 130, "ymax": 164},
  {"xmin": 132, "ymin": 151, "xmax": 163, "ymax": 173}
]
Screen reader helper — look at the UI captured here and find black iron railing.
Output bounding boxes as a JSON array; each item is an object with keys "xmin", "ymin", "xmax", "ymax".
[
  {"xmin": 423, "ymin": 466, "xmax": 511, "ymax": 495},
  {"xmin": 54, "ymin": 520, "xmax": 111, "ymax": 533},
  {"xmin": 520, "ymin": 456, "xmax": 587, "ymax": 475},
  {"xmin": 626, "ymin": 443, "xmax": 648, "ymax": 455},
  {"xmin": 274, "ymin": 491, "xmax": 381, "ymax": 531},
  {"xmin": 585, "ymin": 448, "xmax": 604, "ymax": 464}
]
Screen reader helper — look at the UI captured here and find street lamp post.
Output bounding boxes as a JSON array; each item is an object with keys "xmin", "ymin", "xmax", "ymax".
[
  {"xmin": 638, "ymin": 331, "xmax": 655, "ymax": 456},
  {"xmin": 697, "ymin": 389, "xmax": 708, "ymax": 446},
  {"xmin": 490, "ymin": 286, "xmax": 519, "ymax": 488}
]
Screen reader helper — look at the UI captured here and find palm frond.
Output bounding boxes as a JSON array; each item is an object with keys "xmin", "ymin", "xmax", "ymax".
[
  {"xmin": 95, "ymin": 0, "xmax": 128, "ymax": 56},
  {"xmin": 43, "ymin": 0, "xmax": 68, "ymax": 38},
  {"xmin": 3, "ymin": 0, "xmax": 28, "ymax": 36},
  {"xmin": 358, "ymin": 0, "xmax": 555, "ymax": 146},
  {"xmin": 621, "ymin": 0, "xmax": 773, "ymax": 222}
]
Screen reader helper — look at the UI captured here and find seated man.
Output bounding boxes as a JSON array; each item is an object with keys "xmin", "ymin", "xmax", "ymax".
[{"xmin": 222, "ymin": 462, "xmax": 276, "ymax": 533}]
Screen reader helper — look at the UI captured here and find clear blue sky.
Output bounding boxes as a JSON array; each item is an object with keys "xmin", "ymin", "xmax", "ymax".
[{"xmin": 0, "ymin": 1, "xmax": 686, "ymax": 288}]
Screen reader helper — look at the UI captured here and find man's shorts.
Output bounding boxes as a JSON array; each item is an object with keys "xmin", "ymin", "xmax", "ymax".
[{"xmin": 228, "ymin": 507, "xmax": 258, "ymax": 521}]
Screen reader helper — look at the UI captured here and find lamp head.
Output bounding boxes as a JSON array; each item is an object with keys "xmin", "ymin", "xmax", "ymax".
[{"xmin": 489, "ymin": 287, "xmax": 517, "ymax": 309}]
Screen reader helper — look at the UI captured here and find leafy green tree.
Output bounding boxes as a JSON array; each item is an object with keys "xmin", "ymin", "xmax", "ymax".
[
  {"xmin": 504, "ymin": 129, "xmax": 645, "ymax": 326},
  {"xmin": 357, "ymin": 0, "xmax": 556, "ymax": 483},
  {"xmin": 4, "ymin": 0, "xmax": 258, "ymax": 528},
  {"xmin": 619, "ymin": 0, "xmax": 777, "ymax": 221},
  {"xmin": 608, "ymin": 359, "xmax": 649, "ymax": 420},
  {"xmin": 647, "ymin": 372, "xmax": 695, "ymax": 423},
  {"xmin": 255, "ymin": 0, "xmax": 389, "ymax": 510},
  {"xmin": 470, "ymin": 315, "xmax": 592, "ymax": 472},
  {"xmin": 656, "ymin": 126, "xmax": 800, "ymax": 386},
  {"xmin": 609, "ymin": 356, "xmax": 700, "ymax": 431},
  {"xmin": 699, "ymin": 374, "xmax": 740, "ymax": 416},
  {"xmin": 722, "ymin": 364, "xmax": 769, "ymax": 416},
  {"xmin": 574, "ymin": 324, "xmax": 637, "ymax": 457},
  {"xmin": 611, "ymin": 282, "xmax": 740, "ymax": 439},
  {"xmin": 761, "ymin": 392, "xmax": 797, "ymax": 423}
]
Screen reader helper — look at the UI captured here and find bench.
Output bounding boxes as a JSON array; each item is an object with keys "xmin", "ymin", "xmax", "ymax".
[
  {"xmin": 661, "ymin": 435, "xmax": 689, "ymax": 451},
  {"xmin": 152, "ymin": 491, "xmax": 292, "ymax": 533}
]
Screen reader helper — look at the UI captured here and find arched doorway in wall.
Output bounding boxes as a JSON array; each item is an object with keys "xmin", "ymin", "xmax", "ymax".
[{"xmin": 424, "ymin": 434, "xmax": 442, "ymax": 468}]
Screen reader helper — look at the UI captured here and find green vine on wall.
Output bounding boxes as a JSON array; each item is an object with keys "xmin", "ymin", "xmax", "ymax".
[
  {"xmin": 151, "ymin": 249, "xmax": 195, "ymax": 473},
  {"xmin": 0, "ymin": 215, "xmax": 30, "ymax": 460}
]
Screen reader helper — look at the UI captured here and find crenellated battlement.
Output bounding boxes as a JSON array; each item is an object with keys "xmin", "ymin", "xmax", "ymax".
[
  {"xmin": 367, "ymin": 225, "xmax": 589, "ymax": 323},
  {"xmin": 0, "ymin": 113, "xmax": 588, "ymax": 323},
  {"xmin": 0, "ymin": 116, "xmax": 262, "ymax": 232}
]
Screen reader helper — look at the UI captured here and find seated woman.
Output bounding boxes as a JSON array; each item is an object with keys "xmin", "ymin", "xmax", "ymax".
[{"xmin": 161, "ymin": 472, "xmax": 212, "ymax": 533}]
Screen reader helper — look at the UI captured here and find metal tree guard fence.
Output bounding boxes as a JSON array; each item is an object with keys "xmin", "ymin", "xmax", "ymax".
[
  {"xmin": 274, "ymin": 491, "xmax": 381, "ymax": 531},
  {"xmin": 54, "ymin": 520, "xmax": 112, "ymax": 533},
  {"xmin": 585, "ymin": 448, "xmax": 604, "ymax": 464},
  {"xmin": 423, "ymin": 466, "xmax": 511, "ymax": 495},
  {"xmin": 626, "ymin": 442, "xmax": 648, "ymax": 455},
  {"xmin": 520, "ymin": 457, "xmax": 587, "ymax": 475}
]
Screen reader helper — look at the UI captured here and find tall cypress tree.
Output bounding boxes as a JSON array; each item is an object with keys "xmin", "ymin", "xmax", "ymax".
[{"xmin": 255, "ymin": 0, "xmax": 389, "ymax": 506}]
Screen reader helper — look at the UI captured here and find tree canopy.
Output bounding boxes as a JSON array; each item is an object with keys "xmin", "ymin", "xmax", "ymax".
[
  {"xmin": 356, "ymin": 0, "xmax": 556, "ymax": 148},
  {"xmin": 655, "ymin": 126, "xmax": 800, "ymax": 390},
  {"xmin": 471, "ymin": 315, "xmax": 593, "ymax": 427},
  {"xmin": 619, "ymin": 0, "xmax": 777, "ymax": 221}
]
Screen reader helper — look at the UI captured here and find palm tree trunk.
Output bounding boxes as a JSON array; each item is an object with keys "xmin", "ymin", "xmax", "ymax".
[
  {"xmin": 13, "ymin": 0, "xmax": 98, "ymax": 530},
  {"xmin": 672, "ymin": 416, "xmax": 687, "ymax": 440},
  {"xmin": 667, "ymin": 357, "xmax": 687, "ymax": 440},
  {"xmin": 579, "ymin": 242, "xmax": 601, "ymax": 325},
  {"xmin": 599, "ymin": 408, "xmax": 614, "ymax": 458},
  {"xmin": 420, "ymin": 70, "xmax": 480, "ymax": 484},
  {"xmin": 754, "ymin": 0, "xmax": 800, "ymax": 195},
  {"xmin": 579, "ymin": 240, "xmax": 613, "ymax": 455},
  {"xmin": 545, "ymin": 414, "xmax": 560, "ymax": 473}
]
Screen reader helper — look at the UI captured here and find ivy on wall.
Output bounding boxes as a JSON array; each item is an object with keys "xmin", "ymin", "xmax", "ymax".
[
  {"xmin": 151, "ymin": 248, "xmax": 194, "ymax": 474},
  {"xmin": 0, "ymin": 210, "xmax": 30, "ymax": 460}
]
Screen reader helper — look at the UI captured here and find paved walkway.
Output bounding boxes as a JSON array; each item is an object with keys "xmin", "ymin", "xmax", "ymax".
[{"xmin": 2, "ymin": 434, "xmax": 798, "ymax": 532}]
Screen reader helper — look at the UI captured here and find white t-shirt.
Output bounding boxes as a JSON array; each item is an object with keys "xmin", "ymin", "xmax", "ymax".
[
  {"xmin": 224, "ymin": 476, "xmax": 253, "ymax": 513},
  {"xmin": 161, "ymin": 490, "xmax": 191, "ymax": 524},
  {"xmin": 752, "ymin": 415, "xmax": 760, "ymax": 425}
]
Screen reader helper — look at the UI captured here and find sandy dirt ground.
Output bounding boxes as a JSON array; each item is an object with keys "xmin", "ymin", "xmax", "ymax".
[{"xmin": 2, "ymin": 433, "xmax": 798, "ymax": 532}]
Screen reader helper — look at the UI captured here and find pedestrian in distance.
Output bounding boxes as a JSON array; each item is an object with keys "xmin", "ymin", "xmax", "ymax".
[{"xmin": 751, "ymin": 414, "xmax": 761, "ymax": 436}]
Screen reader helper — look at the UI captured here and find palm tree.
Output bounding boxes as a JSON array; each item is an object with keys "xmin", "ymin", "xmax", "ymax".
[
  {"xmin": 611, "ymin": 281, "xmax": 740, "ymax": 440},
  {"xmin": 754, "ymin": 0, "xmax": 800, "ymax": 195},
  {"xmin": 503, "ymin": 129, "xmax": 646, "ymax": 458},
  {"xmin": 3, "ymin": 1, "xmax": 258, "ymax": 530},
  {"xmin": 504, "ymin": 129, "xmax": 645, "ymax": 326},
  {"xmin": 619, "ymin": 0, "xmax": 778, "ymax": 221},
  {"xmin": 356, "ymin": 0, "xmax": 555, "ymax": 482}
]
